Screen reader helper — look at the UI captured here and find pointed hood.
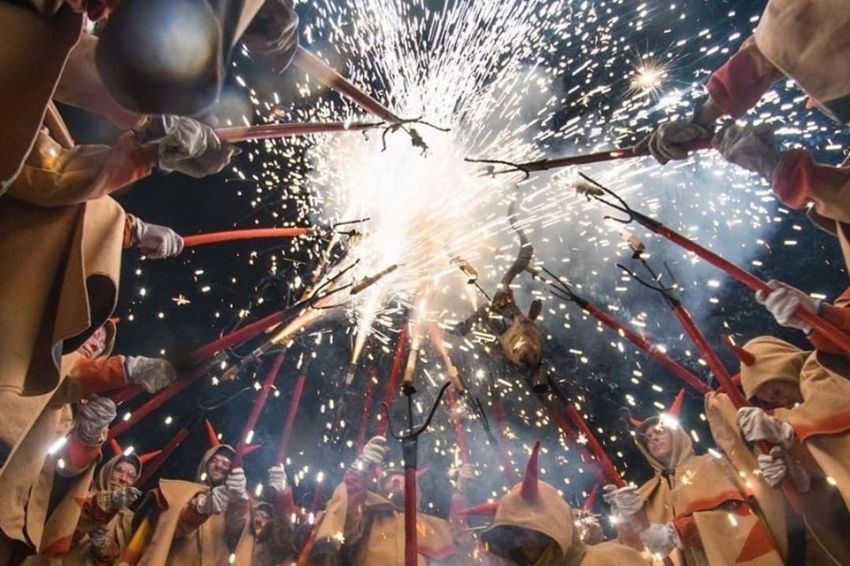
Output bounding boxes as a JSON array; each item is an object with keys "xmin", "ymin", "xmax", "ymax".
[
  {"xmin": 738, "ymin": 336, "xmax": 808, "ymax": 402},
  {"xmin": 95, "ymin": 453, "xmax": 142, "ymax": 491},
  {"xmin": 195, "ymin": 444, "xmax": 235, "ymax": 486},
  {"xmin": 632, "ymin": 391, "xmax": 693, "ymax": 473},
  {"xmin": 101, "ymin": 319, "xmax": 117, "ymax": 358},
  {"xmin": 482, "ymin": 443, "xmax": 586, "ymax": 566}
]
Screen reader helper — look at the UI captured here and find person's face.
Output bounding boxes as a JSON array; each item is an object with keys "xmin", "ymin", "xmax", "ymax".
[
  {"xmin": 206, "ymin": 453, "xmax": 231, "ymax": 485},
  {"xmin": 511, "ymin": 527, "xmax": 551, "ymax": 566},
  {"xmin": 78, "ymin": 327, "xmax": 107, "ymax": 360},
  {"xmin": 252, "ymin": 508, "xmax": 271, "ymax": 534},
  {"xmin": 110, "ymin": 460, "xmax": 139, "ymax": 487},
  {"xmin": 755, "ymin": 380, "xmax": 803, "ymax": 410},
  {"xmin": 645, "ymin": 426, "xmax": 673, "ymax": 465},
  {"xmin": 381, "ymin": 473, "xmax": 419, "ymax": 506}
]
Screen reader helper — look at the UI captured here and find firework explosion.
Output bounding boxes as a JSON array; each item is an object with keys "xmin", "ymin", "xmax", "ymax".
[{"xmin": 112, "ymin": 0, "xmax": 850, "ymax": 519}]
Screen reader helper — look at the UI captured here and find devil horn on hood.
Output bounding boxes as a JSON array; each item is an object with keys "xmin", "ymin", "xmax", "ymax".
[
  {"xmin": 520, "ymin": 441, "xmax": 541, "ymax": 501},
  {"xmin": 722, "ymin": 335, "xmax": 755, "ymax": 366},
  {"xmin": 204, "ymin": 418, "xmax": 221, "ymax": 447},
  {"xmin": 668, "ymin": 389, "xmax": 686, "ymax": 418}
]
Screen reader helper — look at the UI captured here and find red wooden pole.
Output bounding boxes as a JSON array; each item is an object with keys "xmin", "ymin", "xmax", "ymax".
[
  {"xmin": 182, "ymin": 227, "xmax": 308, "ymax": 248},
  {"xmin": 668, "ymin": 301, "xmax": 734, "ymax": 387},
  {"xmin": 376, "ymin": 324, "xmax": 409, "ymax": 437},
  {"xmin": 563, "ymin": 403, "xmax": 624, "ymax": 488},
  {"xmin": 356, "ymin": 368, "xmax": 378, "ymax": 451},
  {"xmin": 215, "ymin": 121, "xmax": 380, "ymax": 143},
  {"xmin": 231, "ymin": 353, "xmax": 286, "ymax": 468},
  {"xmin": 277, "ymin": 364, "xmax": 308, "ymax": 463},
  {"xmin": 446, "ymin": 387, "xmax": 469, "ymax": 465},
  {"xmin": 136, "ymin": 426, "xmax": 192, "ymax": 486}
]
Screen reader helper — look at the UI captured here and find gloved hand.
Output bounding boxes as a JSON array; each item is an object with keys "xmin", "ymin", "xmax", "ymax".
[
  {"xmin": 602, "ymin": 484, "xmax": 642, "ymax": 518},
  {"xmin": 737, "ymin": 407, "xmax": 795, "ymax": 449},
  {"xmin": 157, "ymin": 116, "xmax": 240, "ymax": 178},
  {"xmin": 351, "ymin": 436, "xmax": 387, "ymax": 472},
  {"xmin": 226, "ymin": 468, "xmax": 249, "ymax": 501},
  {"xmin": 109, "ymin": 486, "xmax": 142, "ymax": 510},
  {"xmin": 755, "ymin": 280, "xmax": 819, "ymax": 334},
  {"xmin": 74, "ymin": 395, "xmax": 117, "ymax": 445},
  {"xmin": 758, "ymin": 446, "xmax": 811, "ymax": 491},
  {"xmin": 712, "ymin": 123, "xmax": 780, "ymax": 182},
  {"xmin": 639, "ymin": 522, "xmax": 682, "ymax": 557},
  {"xmin": 455, "ymin": 463, "xmax": 477, "ymax": 495},
  {"xmin": 635, "ymin": 119, "xmax": 712, "ymax": 164},
  {"xmin": 89, "ymin": 526, "xmax": 110, "ymax": 556},
  {"xmin": 193, "ymin": 485, "xmax": 230, "ymax": 515},
  {"xmin": 268, "ymin": 464, "xmax": 289, "ymax": 494},
  {"xmin": 124, "ymin": 356, "xmax": 178, "ymax": 394},
  {"xmin": 132, "ymin": 218, "xmax": 184, "ymax": 259}
]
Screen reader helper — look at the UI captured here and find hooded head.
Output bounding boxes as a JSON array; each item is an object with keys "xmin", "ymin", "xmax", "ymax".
[
  {"xmin": 482, "ymin": 443, "xmax": 584, "ymax": 566},
  {"xmin": 196, "ymin": 444, "xmax": 235, "ymax": 487},
  {"xmin": 76, "ymin": 319, "xmax": 117, "ymax": 361},
  {"xmin": 737, "ymin": 337, "xmax": 807, "ymax": 409},
  {"xmin": 632, "ymin": 390, "xmax": 693, "ymax": 473},
  {"xmin": 252, "ymin": 501, "xmax": 274, "ymax": 535},
  {"xmin": 95, "ymin": 0, "xmax": 265, "ymax": 115},
  {"xmin": 96, "ymin": 453, "xmax": 142, "ymax": 491},
  {"xmin": 378, "ymin": 468, "xmax": 425, "ymax": 508}
]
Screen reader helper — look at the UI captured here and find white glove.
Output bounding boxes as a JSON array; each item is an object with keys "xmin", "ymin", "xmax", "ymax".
[
  {"xmin": 455, "ymin": 463, "xmax": 477, "ymax": 495},
  {"xmin": 602, "ymin": 484, "xmax": 642, "ymax": 517},
  {"xmin": 737, "ymin": 407, "xmax": 795, "ymax": 449},
  {"xmin": 89, "ymin": 526, "xmax": 110, "ymax": 557},
  {"xmin": 133, "ymin": 219, "xmax": 184, "ymax": 259},
  {"xmin": 157, "ymin": 116, "xmax": 240, "ymax": 178},
  {"xmin": 758, "ymin": 446, "xmax": 811, "ymax": 491},
  {"xmin": 640, "ymin": 522, "xmax": 682, "ymax": 557},
  {"xmin": 755, "ymin": 280, "xmax": 819, "ymax": 334},
  {"xmin": 712, "ymin": 123, "xmax": 780, "ymax": 182},
  {"xmin": 226, "ymin": 468, "xmax": 249, "ymax": 501},
  {"xmin": 636, "ymin": 120, "xmax": 712, "ymax": 164},
  {"xmin": 109, "ymin": 486, "xmax": 142, "ymax": 510},
  {"xmin": 194, "ymin": 485, "xmax": 230, "ymax": 515},
  {"xmin": 124, "ymin": 356, "xmax": 178, "ymax": 394},
  {"xmin": 268, "ymin": 464, "xmax": 289, "ymax": 493},
  {"xmin": 352, "ymin": 436, "xmax": 387, "ymax": 471},
  {"xmin": 74, "ymin": 395, "xmax": 117, "ymax": 445}
]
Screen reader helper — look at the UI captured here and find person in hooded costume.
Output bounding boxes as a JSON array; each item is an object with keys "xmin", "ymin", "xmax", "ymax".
[
  {"xmin": 18, "ymin": 451, "xmax": 147, "ymax": 566},
  {"xmin": 480, "ymin": 441, "xmax": 645, "ymax": 566},
  {"xmin": 706, "ymin": 338, "xmax": 850, "ymax": 566},
  {"xmin": 118, "ymin": 443, "xmax": 249, "ymax": 566},
  {"xmin": 0, "ymin": 318, "xmax": 177, "ymax": 564},
  {"xmin": 0, "ymin": 0, "xmax": 300, "ymax": 194},
  {"xmin": 603, "ymin": 391, "xmax": 785, "ymax": 566},
  {"xmin": 731, "ymin": 336, "xmax": 850, "ymax": 517},
  {"xmin": 633, "ymin": 0, "xmax": 850, "ymax": 257},
  {"xmin": 307, "ymin": 435, "xmax": 463, "ymax": 566},
  {"xmin": 232, "ymin": 464, "xmax": 298, "ymax": 566}
]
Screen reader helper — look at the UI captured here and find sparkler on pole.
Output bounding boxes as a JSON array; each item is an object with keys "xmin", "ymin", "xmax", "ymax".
[
  {"xmin": 356, "ymin": 368, "xmax": 379, "ymax": 451},
  {"xmin": 467, "ymin": 138, "xmax": 712, "ymax": 177},
  {"xmin": 446, "ymin": 386, "xmax": 469, "ymax": 465},
  {"xmin": 231, "ymin": 353, "xmax": 286, "ymax": 468},
  {"xmin": 215, "ymin": 121, "xmax": 382, "ymax": 143},
  {"xmin": 542, "ymin": 270, "xmax": 712, "ymax": 395},
  {"xmin": 576, "ymin": 175, "xmax": 850, "ymax": 355},
  {"xmin": 182, "ymin": 227, "xmax": 308, "ymax": 248},
  {"xmin": 376, "ymin": 323, "xmax": 409, "ymax": 438}
]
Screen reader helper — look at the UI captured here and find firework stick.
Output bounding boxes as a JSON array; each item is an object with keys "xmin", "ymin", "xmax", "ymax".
[
  {"xmin": 570, "ymin": 293, "xmax": 712, "ymax": 394},
  {"xmin": 292, "ymin": 47, "xmax": 403, "ymax": 123},
  {"xmin": 376, "ymin": 324, "xmax": 409, "ymax": 437},
  {"xmin": 107, "ymin": 364, "xmax": 207, "ymax": 440},
  {"xmin": 215, "ymin": 121, "xmax": 381, "ymax": 143},
  {"xmin": 231, "ymin": 353, "xmax": 286, "ymax": 468},
  {"xmin": 278, "ymin": 367, "xmax": 308, "ymax": 462},
  {"xmin": 632, "ymin": 210, "xmax": 850, "ymax": 354},
  {"xmin": 539, "ymin": 398, "xmax": 609, "ymax": 486},
  {"xmin": 356, "ymin": 368, "xmax": 379, "ymax": 451},
  {"xmin": 583, "ymin": 483, "xmax": 600, "ymax": 512},
  {"xmin": 563, "ymin": 403, "xmax": 624, "ymax": 488},
  {"xmin": 667, "ymin": 298, "xmax": 734, "ymax": 386},
  {"xmin": 182, "ymin": 227, "xmax": 308, "ymax": 248},
  {"xmin": 136, "ymin": 425, "xmax": 193, "ymax": 486},
  {"xmin": 446, "ymin": 386, "xmax": 469, "ymax": 465},
  {"xmin": 518, "ymin": 138, "xmax": 712, "ymax": 172}
]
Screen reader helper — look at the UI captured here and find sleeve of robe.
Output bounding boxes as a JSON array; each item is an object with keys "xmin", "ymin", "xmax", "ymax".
[
  {"xmin": 225, "ymin": 496, "xmax": 250, "ymax": 550},
  {"xmin": 267, "ymin": 489, "xmax": 298, "ymax": 558},
  {"xmin": 5, "ymin": 128, "xmax": 153, "ymax": 207},
  {"xmin": 50, "ymin": 356, "xmax": 130, "ymax": 406},
  {"xmin": 340, "ymin": 470, "xmax": 368, "ymax": 545},
  {"xmin": 809, "ymin": 288, "xmax": 850, "ymax": 354}
]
